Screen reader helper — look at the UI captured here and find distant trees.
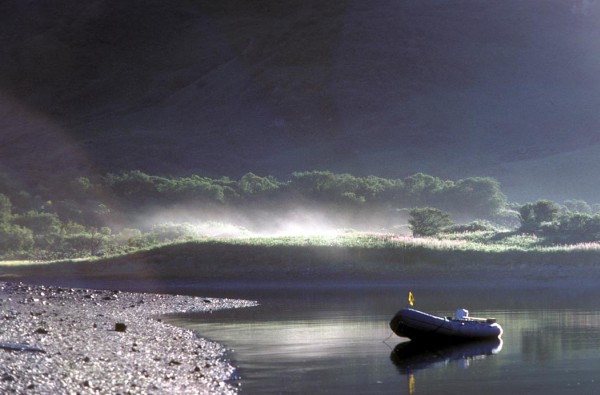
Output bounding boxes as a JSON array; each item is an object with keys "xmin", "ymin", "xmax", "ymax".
[
  {"xmin": 287, "ymin": 171, "xmax": 391, "ymax": 205},
  {"xmin": 408, "ymin": 207, "xmax": 454, "ymax": 237},
  {"xmin": 104, "ymin": 170, "xmax": 161, "ymax": 204},
  {"xmin": 105, "ymin": 171, "xmax": 234, "ymax": 205},
  {"xmin": 0, "ymin": 169, "xmax": 517, "ymax": 258},
  {"xmin": 562, "ymin": 199, "xmax": 592, "ymax": 214},
  {"xmin": 537, "ymin": 211, "xmax": 600, "ymax": 243},
  {"xmin": 514, "ymin": 199, "xmax": 600, "ymax": 243},
  {"xmin": 0, "ymin": 222, "xmax": 34, "ymax": 253},
  {"xmin": 401, "ymin": 173, "xmax": 446, "ymax": 207},
  {"xmin": 284, "ymin": 171, "xmax": 508, "ymax": 219},
  {"xmin": 12, "ymin": 211, "xmax": 62, "ymax": 251},
  {"xmin": 0, "ymin": 193, "xmax": 34, "ymax": 255},
  {"xmin": 7, "ymin": 166, "xmax": 600, "ymax": 259},
  {"xmin": 238, "ymin": 173, "xmax": 281, "ymax": 200},
  {"xmin": 518, "ymin": 199, "xmax": 560, "ymax": 232},
  {"xmin": 0, "ymin": 194, "xmax": 11, "ymax": 223},
  {"xmin": 445, "ymin": 177, "xmax": 507, "ymax": 219},
  {"xmin": 96, "ymin": 170, "xmax": 511, "ymax": 222}
]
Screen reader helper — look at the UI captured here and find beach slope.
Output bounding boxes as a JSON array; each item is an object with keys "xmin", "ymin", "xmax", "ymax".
[{"xmin": 0, "ymin": 281, "xmax": 256, "ymax": 394}]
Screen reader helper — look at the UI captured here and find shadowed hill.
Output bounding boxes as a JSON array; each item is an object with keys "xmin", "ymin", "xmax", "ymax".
[{"xmin": 1, "ymin": 0, "xmax": 600, "ymax": 202}]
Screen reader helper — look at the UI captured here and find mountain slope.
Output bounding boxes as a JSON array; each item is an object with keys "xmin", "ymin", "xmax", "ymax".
[{"xmin": 1, "ymin": 0, "xmax": 600, "ymax": 201}]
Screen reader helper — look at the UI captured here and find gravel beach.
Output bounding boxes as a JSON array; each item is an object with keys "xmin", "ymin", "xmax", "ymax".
[{"xmin": 0, "ymin": 281, "xmax": 256, "ymax": 394}]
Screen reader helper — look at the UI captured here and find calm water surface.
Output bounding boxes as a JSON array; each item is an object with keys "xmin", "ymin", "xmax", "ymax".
[{"xmin": 161, "ymin": 283, "xmax": 600, "ymax": 395}]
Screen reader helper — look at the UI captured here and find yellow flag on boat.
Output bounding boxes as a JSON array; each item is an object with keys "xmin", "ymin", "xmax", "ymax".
[{"xmin": 408, "ymin": 291, "xmax": 414, "ymax": 307}]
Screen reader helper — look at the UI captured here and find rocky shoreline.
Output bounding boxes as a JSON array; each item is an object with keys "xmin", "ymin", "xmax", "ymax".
[{"xmin": 0, "ymin": 281, "xmax": 256, "ymax": 394}]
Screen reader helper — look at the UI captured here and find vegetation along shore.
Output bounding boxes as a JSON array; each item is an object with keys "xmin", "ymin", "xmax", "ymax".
[
  {"xmin": 2, "ymin": 169, "xmax": 600, "ymax": 393},
  {"xmin": 2, "ymin": 169, "xmax": 600, "ymax": 264},
  {"xmin": 3, "ymin": 233, "xmax": 600, "ymax": 289}
]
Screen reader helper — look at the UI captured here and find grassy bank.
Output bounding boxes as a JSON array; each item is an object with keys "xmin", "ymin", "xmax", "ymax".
[{"xmin": 2, "ymin": 233, "xmax": 600, "ymax": 285}]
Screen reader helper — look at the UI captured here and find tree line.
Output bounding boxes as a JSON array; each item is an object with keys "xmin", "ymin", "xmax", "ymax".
[
  {"xmin": 408, "ymin": 199, "xmax": 600, "ymax": 243},
  {"xmin": 0, "ymin": 169, "xmax": 597, "ymax": 259},
  {"xmin": 102, "ymin": 170, "xmax": 508, "ymax": 218}
]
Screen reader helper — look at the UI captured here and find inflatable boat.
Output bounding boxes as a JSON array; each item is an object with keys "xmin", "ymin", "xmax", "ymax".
[{"xmin": 390, "ymin": 308, "xmax": 503, "ymax": 341}]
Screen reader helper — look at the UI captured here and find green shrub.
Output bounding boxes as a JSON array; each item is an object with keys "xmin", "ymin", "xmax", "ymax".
[
  {"xmin": 446, "ymin": 220, "xmax": 497, "ymax": 233},
  {"xmin": 518, "ymin": 200, "xmax": 560, "ymax": 233},
  {"xmin": 0, "ymin": 222, "xmax": 34, "ymax": 255},
  {"xmin": 13, "ymin": 211, "xmax": 62, "ymax": 249},
  {"xmin": 147, "ymin": 223, "xmax": 197, "ymax": 243},
  {"xmin": 408, "ymin": 207, "xmax": 454, "ymax": 237}
]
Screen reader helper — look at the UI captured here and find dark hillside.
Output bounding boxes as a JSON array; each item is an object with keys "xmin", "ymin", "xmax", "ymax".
[{"xmin": 1, "ymin": 1, "xmax": 600, "ymax": 201}]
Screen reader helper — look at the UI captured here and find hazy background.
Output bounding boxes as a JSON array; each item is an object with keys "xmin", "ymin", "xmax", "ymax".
[{"xmin": 2, "ymin": 0, "xmax": 600, "ymax": 203}]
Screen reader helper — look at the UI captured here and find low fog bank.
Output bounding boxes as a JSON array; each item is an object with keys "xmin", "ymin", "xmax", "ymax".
[
  {"xmin": 0, "ymin": 169, "xmax": 516, "ymax": 260},
  {"xmin": 136, "ymin": 204, "xmax": 413, "ymax": 239}
]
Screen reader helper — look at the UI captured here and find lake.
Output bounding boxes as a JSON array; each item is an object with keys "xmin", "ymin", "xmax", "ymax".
[{"xmin": 159, "ymin": 282, "xmax": 600, "ymax": 394}]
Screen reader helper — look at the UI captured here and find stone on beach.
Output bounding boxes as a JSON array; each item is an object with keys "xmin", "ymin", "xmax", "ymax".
[{"xmin": 0, "ymin": 281, "xmax": 256, "ymax": 394}]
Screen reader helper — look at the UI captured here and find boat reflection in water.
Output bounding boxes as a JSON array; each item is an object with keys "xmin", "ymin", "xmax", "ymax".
[
  {"xmin": 391, "ymin": 338, "xmax": 503, "ymax": 373},
  {"xmin": 390, "ymin": 338, "xmax": 503, "ymax": 393}
]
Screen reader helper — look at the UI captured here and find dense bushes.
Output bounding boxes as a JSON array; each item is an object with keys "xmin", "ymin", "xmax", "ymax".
[
  {"xmin": 102, "ymin": 170, "xmax": 507, "ymax": 217},
  {"xmin": 446, "ymin": 220, "xmax": 498, "ymax": 233},
  {"xmin": 513, "ymin": 199, "xmax": 600, "ymax": 243},
  {"xmin": 408, "ymin": 207, "xmax": 454, "ymax": 237},
  {"xmin": 105, "ymin": 171, "xmax": 236, "ymax": 206},
  {"xmin": 1, "ymin": 168, "xmax": 599, "ymax": 259},
  {"xmin": 516, "ymin": 205, "xmax": 600, "ymax": 243},
  {"xmin": 0, "ymin": 222, "xmax": 34, "ymax": 253}
]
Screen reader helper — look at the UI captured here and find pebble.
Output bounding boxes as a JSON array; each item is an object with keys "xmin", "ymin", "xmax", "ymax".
[{"xmin": 0, "ymin": 281, "xmax": 256, "ymax": 394}]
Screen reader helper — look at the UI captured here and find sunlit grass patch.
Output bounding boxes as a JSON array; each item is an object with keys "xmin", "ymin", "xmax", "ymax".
[
  {"xmin": 192, "ymin": 231, "xmax": 501, "ymax": 252},
  {"xmin": 0, "ymin": 257, "xmax": 95, "ymax": 266},
  {"xmin": 186, "ymin": 231, "xmax": 600, "ymax": 254},
  {"xmin": 6, "ymin": 230, "xmax": 600, "ymax": 273},
  {"xmin": 0, "ymin": 260, "xmax": 39, "ymax": 266},
  {"xmin": 541, "ymin": 242, "xmax": 600, "ymax": 252},
  {"xmin": 216, "ymin": 231, "xmax": 600, "ymax": 256}
]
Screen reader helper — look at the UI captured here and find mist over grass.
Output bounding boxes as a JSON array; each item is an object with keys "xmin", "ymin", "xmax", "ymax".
[
  {"xmin": 137, "ymin": 203, "xmax": 407, "ymax": 238},
  {"xmin": 2, "ymin": 169, "xmax": 600, "ymax": 261},
  {"xmin": 188, "ymin": 230, "xmax": 600, "ymax": 255}
]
